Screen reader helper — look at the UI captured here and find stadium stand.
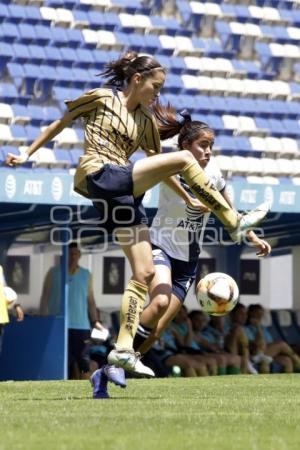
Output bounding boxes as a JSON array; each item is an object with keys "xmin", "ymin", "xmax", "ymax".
[{"xmin": 1, "ymin": 0, "xmax": 299, "ymax": 182}]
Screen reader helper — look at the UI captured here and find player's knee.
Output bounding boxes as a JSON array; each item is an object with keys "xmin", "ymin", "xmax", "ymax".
[
  {"xmin": 156, "ymin": 295, "xmax": 170, "ymax": 313},
  {"xmin": 180, "ymin": 150, "xmax": 196, "ymax": 166}
]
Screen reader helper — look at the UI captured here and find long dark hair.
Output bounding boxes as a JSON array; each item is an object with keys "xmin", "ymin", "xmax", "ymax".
[
  {"xmin": 152, "ymin": 102, "xmax": 214, "ymax": 149},
  {"xmin": 100, "ymin": 51, "xmax": 165, "ymax": 87}
]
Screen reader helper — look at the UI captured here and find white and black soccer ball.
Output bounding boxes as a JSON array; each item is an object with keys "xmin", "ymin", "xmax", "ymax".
[{"xmin": 196, "ymin": 272, "xmax": 239, "ymax": 316}]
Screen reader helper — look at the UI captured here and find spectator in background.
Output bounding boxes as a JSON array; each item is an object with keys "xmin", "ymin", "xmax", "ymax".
[
  {"xmin": 155, "ymin": 325, "xmax": 209, "ymax": 377},
  {"xmin": 189, "ymin": 310, "xmax": 241, "ymax": 375},
  {"xmin": 225, "ymin": 303, "xmax": 259, "ymax": 374},
  {"xmin": 40, "ymin": 243, "xmax": 103, "ymax": 379},
  {"xmin": 170, "ymin": 305, "xmax": 218, "ymax": 376},
  {"xmin": 245, "ymin": 304, "xmax": 300, "ymax": 374},
  {"xmin": 0, "ymin": 265, "xmax": 24, "ymax": 355}
]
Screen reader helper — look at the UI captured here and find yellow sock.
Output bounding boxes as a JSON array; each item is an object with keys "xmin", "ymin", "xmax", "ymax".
[
  {"xmin": 116, "ymin": 279, "xmax": 148, "ymax": 349},
  {"xmin": 181, "ymin": 161, "xmax": 238, "ymax": 231}
]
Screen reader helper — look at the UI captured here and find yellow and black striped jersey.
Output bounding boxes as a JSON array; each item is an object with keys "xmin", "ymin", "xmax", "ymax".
[{"xmin": 65, "ymin": 88, "xmax": 161, "ymax": 197}]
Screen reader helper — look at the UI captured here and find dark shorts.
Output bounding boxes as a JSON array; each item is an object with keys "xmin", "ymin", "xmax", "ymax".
[
  {"xmin": 152, "ymin": 245, "xmax": 198, "ymax": 303},
  {"xmin": 68, "ymin": 328, "xmax": 91, "ymax": 373},
  {"xmin": 86, "ymin": 163, "xmax": 148, "ymax": 233}
]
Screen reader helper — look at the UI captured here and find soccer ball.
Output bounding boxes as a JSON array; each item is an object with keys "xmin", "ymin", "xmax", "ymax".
[{"xmin": 196, "ymin": 272, "xmax": 239, "ymax": 316}]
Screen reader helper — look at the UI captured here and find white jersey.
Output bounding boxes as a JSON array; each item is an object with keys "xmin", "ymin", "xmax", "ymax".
[{"xmin": 150, "ymin": 158, "xmax": 226, "ymax": 262}]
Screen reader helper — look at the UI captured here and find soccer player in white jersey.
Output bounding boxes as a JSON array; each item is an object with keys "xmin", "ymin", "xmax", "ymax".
[{"xmin": 132, "ymin": 104, "xmax": 272, "ymax": 357}]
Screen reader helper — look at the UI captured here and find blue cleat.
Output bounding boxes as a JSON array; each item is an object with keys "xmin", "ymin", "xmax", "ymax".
[
  {"xmin": 90, "ymin": 368, "xmax": 109, "ymax": 399},
  {"xmin": 104, "ymin": 364, "xmax": 127, "ymax": 388}
]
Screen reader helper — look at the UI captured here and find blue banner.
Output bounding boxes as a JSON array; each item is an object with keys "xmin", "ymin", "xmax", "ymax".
[
  {"xmin": 0, "ymin": 168, "xmax": 159, "ymax": 208},
  {"xmin": 0, "ymin": 168, "xmax": 299, "ymax": 212}
]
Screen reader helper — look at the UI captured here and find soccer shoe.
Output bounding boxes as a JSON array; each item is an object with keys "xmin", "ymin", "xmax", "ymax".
[
  {"xmin": 247, "ymin": 360, "xmax": 258, "ymax": 375},
  {"xmin": 104, "ymin": 364, "xmax": 127, "ymax": 388},
  {"xmin": 229, "ymin": 201, "xmax": 271, "ymax": 243},
  {"xmin": 107, "ymin": 345, "xmax": 155, "ymax": 378},
  {"xmin": 90, "ymin": 368, "xmax": 109, "ymax": 399},
  {"xmin": 251, "ymin": 353, "xmax": 273, "ymax": 364}
]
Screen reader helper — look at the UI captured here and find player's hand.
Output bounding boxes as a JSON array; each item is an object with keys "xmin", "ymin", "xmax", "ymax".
[
  {"xmin": 187, "ymin": 197, "xmax": 211, "ymax": 213},
  {"xmin": 252, "ymin": 238, "xmax": 271, "ymax": 257},
  {"xmin": 15, "ymin": 305, "xmax": 24, "ymax": 321},
  {"xmin": 6, "ymin": 153, "xmax": 29, "ymax": 167}
]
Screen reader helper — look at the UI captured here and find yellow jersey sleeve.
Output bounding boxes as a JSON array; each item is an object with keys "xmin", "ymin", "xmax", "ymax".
[{"xmin": 64, "ymin": 88, "xmax": 110, "ymax": 119}]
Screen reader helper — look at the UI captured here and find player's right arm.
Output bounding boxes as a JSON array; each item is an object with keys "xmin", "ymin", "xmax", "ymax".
[{"xmin": 6, "ymin": 110, "xmax": 77, "ymax": 167}]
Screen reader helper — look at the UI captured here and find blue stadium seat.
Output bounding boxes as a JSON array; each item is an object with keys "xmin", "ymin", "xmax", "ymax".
[
  {"xmin": 56, "ymin": 66, "xmax": 74, "ymax": 86},
  {"xmin": 169, "ymin": 56, "xmax": 187, "ymax": 75},
  {"xmin": 206, "ymin": 114, "xmax": 224, "ymax": 133},
  {"xmin": 0, "ymin": 4, "xmax": 9, "ymax": 23},
  {"xmin": 215, "ymin": 135, "xmax": 237, "ymax": 153},
  {"xmin": 11, "ymin": 124, "xmax": 27, "ymax": 143},
  {"xmin": 11, "ymin": 104, "xmax": 29, "ymax": 123},
  {"xmin": 103, "ymin": 12, "xmax": 122, "ymax": 30},
  {"xmin": 0, "ymin": 83, "xmax": 20, "ymax": 102},
  {"xmin": 50, "ymin": 27, "xmax": 69, "ymax": 47},
  {"xmin": 268, "ymin": 118, "xmax": 286, "ymax": 137},
  {"xmin": 12, "ymin": 43, "xmax": 30, "ymax": 63},
  {"xmin": 27, "ymin": 105, "xmax": 45, "ymax": 125},
  {"xmin": 143, "ymin": 34, "xmax": 161, "ymax": 53},
  {"xmin": 7, "ymin": 62, "xmax": 24, "ymax": 89},
  {"xmin": 76, "ymin": 48, "xmax": 95, "ymax": 68},
  {"xmin": 18, "ymin": 23, "xmax": 36, "ymax": 43},
  {"xmin": 255, "ymin": 117, "xmax": 271, "ymax": 133},
  {"xmin": 163, "ymin": 74, "xmax": 184, "ymax": 94},
  {"xmin": 26, "ymin": 125, "xmax": 41, "ymax": 143},
  {"xmin": 24, "ymin": 5, "xmax": 43, "ymax": 24},
  {"xmin": 255, "ymin": 99, "xmax": 274, "ymax": 118},
  {"xmin": 66, "ymin": 28, "xmax": 83, "ymax": 48},
  {"xmin": 44, "ymin": 106, "xmax": 61, "ymax": 123},
  {"xmin": 28, "ymin": 45, "xmax": 47, "ymax": 64},
  {"xmin": 44, "ymin": 46, "xmax": 63, "ymax": 65},
  {"xmin": 59, "ymin": 48, "xmax": 77, "ymax": 66},
  {"xmin": 87, "ymin": 10, "xmax": 104, "ymax": 29},
  {"xmin": 0, "ymin": 22, "xmax": 20, "ymax": 42},
  {"xmin": 8, "ymin": 4, "xmax": 26, "ymax": 23},
  {"xmin": 35, "ymin": 25, "xmax": 52, "ymax": 46},
  {"xmin": 282, "ymin": 119, "xmax": 300, "ymax": 137},
  {"xmin": 54, "ymin": 148, "xmax": 72, "ymax": 167},
  {"xmin": 91, "ymin": 49, "xmax": 107, "ymax": 69},
  {"xmin": 235, "ymin": 136, "xmax": 252, "ymax": 153},
  {"xmin": 128, "ymin": 33, "xmax": 148, "ymax": 52},
  {"xmin": 69, "ymin": 148, "xmax": 84, "ymax": 167},
  {"xmin": 72, "ymin": 9, "xmax": 89, "ymax": 27},
  {"xmin": 110, "ymin": 0, "xmax": 144, "ymax": 14}
]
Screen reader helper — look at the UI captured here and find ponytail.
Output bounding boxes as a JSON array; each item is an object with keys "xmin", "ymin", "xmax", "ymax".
[
  {"xmin": 100, "ymin": 51, "xmax": 138, "ymax": 87},
  {"xmin": 100, "ymin": 51, "xmax": 165, "ymax": 87},
  {"xmin": 152, "ymin": 102, "xmax": 192, "ymax": 141},
  {"xmin": 152, "ymin": 102, "xmax": 214, "ymax": 148}
]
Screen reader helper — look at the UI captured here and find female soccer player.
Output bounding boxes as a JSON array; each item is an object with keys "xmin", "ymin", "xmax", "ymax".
[
  {"xmin": 92, "ymin": 106, "xmax": 271, "ymax": 398},
  {"xmin": 7, "ymin": 52, "xmax": 268, "ymax": 381},
  {"xmin": 132, "ymin": 105, "xmax": 271, "ymax": 358}
]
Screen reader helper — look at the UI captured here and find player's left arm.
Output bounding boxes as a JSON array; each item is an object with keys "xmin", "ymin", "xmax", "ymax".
[
  {"xmin": 222, "ymin": 189, "xmax": 271, "ymax": 257},
  {"xmin": 87, "ymin": 274, "xmax": 102, "ymax": 330}
]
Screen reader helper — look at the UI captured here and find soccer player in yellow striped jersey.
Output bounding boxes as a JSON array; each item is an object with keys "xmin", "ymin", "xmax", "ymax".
[{"xmin": 7, "ymin": 51, "xmax": 270, "ymax": 387}]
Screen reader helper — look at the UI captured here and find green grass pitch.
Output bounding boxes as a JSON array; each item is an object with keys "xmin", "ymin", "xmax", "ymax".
[{"xmin": 1, "ymin": 374, "xmax": 300, "ymax": 450}]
